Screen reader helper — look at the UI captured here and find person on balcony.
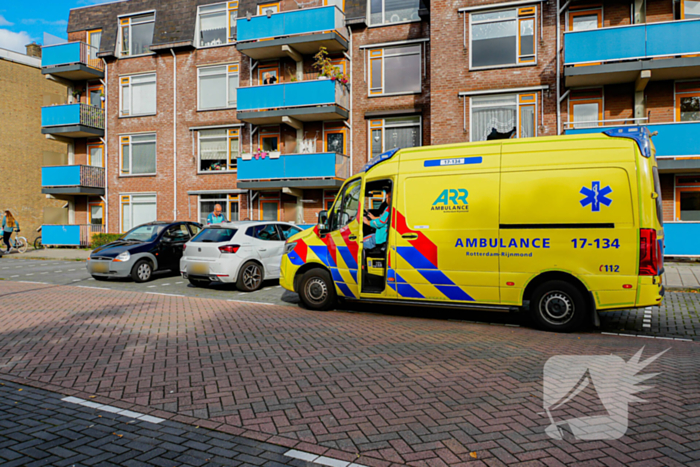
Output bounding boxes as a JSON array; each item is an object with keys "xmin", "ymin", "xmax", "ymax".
[
  {"xmin": 2, "ymin": 210, "xmax": 19, "ymax": 253},
  {"xmin": 263, "ymin": 72, "xmax": 277, "ymax": 85},
  {"xmin": 207, "ymin": 205, "xmax": 225, "ymax": 225}
]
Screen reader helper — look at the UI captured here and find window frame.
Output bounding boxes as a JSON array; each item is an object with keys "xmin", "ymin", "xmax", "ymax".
[
  {"xmin": 120, "ymin": 134, "xmax": 157, "ymax": 177},
  {"xmin": 675, "ymin": 81, "xmax": 700, "ymax": 122},
  {"xmin": 567, "ymin": 5, "xmax": 603, "ymax": 31},
  {"xmin": 89, "ymin": 201, "xmax": 105, "ymax": 226},
  {"xmin": 87, "ymin": 141, "xmax": 104, "ymax": 168},
  {"xmin": 197, "ymin": 64, "xmax": 239, "ymax": 111},
  {"xmin": 324, "ymin": 124, "xmax": 347, "ymax": 155},
  {"xmin": 117, "ymin": 11, "xmax": 156, "ymax": 58},
  {"xmin": 681, "ymin": 0, "xmax": 700, "ymax": 19},
  {"xmin": 120, "ymin": 193, "xmax": 157, "ymax": 233},
  {"xmin": 197, "ymin": 128, "xmax": 240, "ymax": 173},
  {"xmin": 468, "ymin": 6, "xmax": 538, "ymax": 70},
  {"xmin": 195, "ymin": 1, "xmax": 239, "ymax": 48},
  {"xmin": 367, "ymin": 0, "xmax": 423, "ymax": 27},
  {"xmin": 119, "ymin": 73, "xmax": 157, "ymax": 117},
  {"xmin": 260, "ymin": 200, "xmax": 280, "ymax": 221},
  {"xmin": 568, "ymin": 87, "xmax": 604, "ymax": 128},
  {"xmin": 86, "ymin": 28, "xmax": 102, "ymax": 68},
  {"xmin": 258, "ymin": 2, "xmax": 280, "ymax": 14},
  {"xmin": 675, "ymin": 181, "xmax": 700, "ymax": 221},
  {"xmin": 368, "ymin": 45, "xmax": 422, "ymax": 97},
  {"xmin": 468, "ymin": 92, "xmax": 538, "ymax": 142},
  {"xmin": 367, "ymin": 116, "xmax": 422, "ymax": 160},
  {"xmin": 259, "ymin": 126, "xmax": 281, "ymax": 153},
  {"xmin": 198, "ymin": 194, "xmax": 240, "ymax": 224}
]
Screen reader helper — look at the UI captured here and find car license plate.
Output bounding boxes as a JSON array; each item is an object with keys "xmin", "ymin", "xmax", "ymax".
[
  {"xmin": 93, "ymin": 262, "xmax": 109, "ymax": 273},
  {"xmin": 190, "ymin": 263, "xmax": 208, "ymax": 275}
]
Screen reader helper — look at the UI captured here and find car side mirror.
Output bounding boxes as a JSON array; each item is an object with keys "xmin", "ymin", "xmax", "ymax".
[{"xmin": 318, "ymin": 210, "xmax": 328, "ymax": 231}]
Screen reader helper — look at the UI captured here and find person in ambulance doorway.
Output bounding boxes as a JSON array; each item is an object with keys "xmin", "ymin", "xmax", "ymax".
[{"xmin": 363, "ymin": 190, "xmax": 391, "ymax": 251}]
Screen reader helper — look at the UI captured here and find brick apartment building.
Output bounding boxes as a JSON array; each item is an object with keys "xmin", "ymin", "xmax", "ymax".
[
  {"xmin": 0, "ymin": 44, "xmax": 69, "ymax": 244},
  {"xmin": 39, "ymin": 0, "xmax": 700, "ymax": 254}
]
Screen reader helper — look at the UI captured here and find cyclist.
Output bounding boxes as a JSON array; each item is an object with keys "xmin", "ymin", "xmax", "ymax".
[{"xmin": 2, "ymin": 210, "xmax": 19, "ymax": 254}]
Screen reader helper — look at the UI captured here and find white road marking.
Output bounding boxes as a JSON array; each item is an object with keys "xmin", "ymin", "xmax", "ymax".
[
  {"xmin": 284, "ymin": 450, "xmax": 365, "ymax": 467},
  {"xmin": 161, "ymin": 283, "xmax": 171, "ymax": 286},
  {"xmin": 146, "ymin": 292, "xmax": 185, "ymax": 297},
  {"xmin": 175, "ymin": 281, "xmax": 184, "ymax": 284},
  {"xmin": 25, "ymin": 274, "xmax": 34, "ymax": 276},
  {"xmin": 10, "ymin": 275, "xmax": 18, "ymax": 278},
  {"xmin": 60, "ymin": 397, "xmax": 165, "ymax": 423},
  {"xmin": 147, "ymin": 285, "xmax": 157, "ymax": 288},
  {"xmin": 68, "ymin": 269, "xmax": 76, "ymax": 271},
  {"xmin": 16, "ymin": 281, "xmax": 48, "ymax": 285},
  {"xmin": 76, "ymin": 286, "xmax": 110, "ymax": 290},
  {"xmin": 227, "ymin": 299, "xmax": 275, "ymax": 305}
]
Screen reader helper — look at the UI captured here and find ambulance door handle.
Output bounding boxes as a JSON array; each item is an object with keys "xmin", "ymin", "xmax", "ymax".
[
  {"xmin": 348, "ymin": 235, "xmax": 357, "ymax": 240},
  {"xmin": 402, "ymin": 234, "xmax": 418, "ymax": 240}
]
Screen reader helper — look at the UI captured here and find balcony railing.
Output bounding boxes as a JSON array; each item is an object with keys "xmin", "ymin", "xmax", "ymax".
[
  {"xmin": 42, "ymin": 165, "xmax": 105, "ymax": 189},
  {"xmin": 237, "ymin": 6, "xmax": 348, "ymax": 42},
  {"xmin": 42, "ymin": 42, "xmax": 103, "ymax": 71},
  {"xmin": 564, "ymin": 18, "xmax": 700, "ymax": 65},
  {"xmin": 564, "ymin": 120, "xmax": 700, "ymax": 158},
  {"xmin": 42, "ymin": 104, "xmax": 105, "ymax": 130},
  {"xmin": 237, "ymin": 79, "xmax": 349, "ymax": 112},
  {"xmin": 43, "ymin": 224, "xmax": 105, "ymax": 247},
  {"xmin": 238, "ymin": 152, "xmax": 350, "ymax": 181}
]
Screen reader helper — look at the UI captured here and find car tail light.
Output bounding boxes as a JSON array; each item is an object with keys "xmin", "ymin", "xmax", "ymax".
[
  {"xmin": 639, "ymin": 229, "xmax": 658, "ymax": 276},
  {"xmin": 183, "ymin": 244, "xmax": 187, "ymax": 252},
  {"xmin": 219, "ymin": 244, "xmax": 240, "ymax": 254}
]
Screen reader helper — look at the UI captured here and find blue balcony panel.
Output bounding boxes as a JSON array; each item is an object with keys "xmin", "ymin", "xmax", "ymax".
[
  {"xmin": 42, "ymin": 42, "xmax": 104, "ymax": 80},
  {"xmin": 564, "ymin": 19, "xmax": 700, "ymax": 86},
  {"xmin": 237, "ymin": 80, "xmax": 349, "ymax": 124},
  {"xmin": 41, "ymin": 165, "xmax": 105, "ymax": 196},
  {"xmin": 664, "ymin": 223, "xmax": 700, "ymax": 256},
  {"xmin": 41, "ymin": 104, "xmax": 105, "ymax": 138},
  {"xmin": 236, "ymin": 6, "xmax": 347, "ymax": 60},
  {"xmin": 565, "ymin": 122, "xmax": 700, "ymax": 160},
  {"xmin": 237, "ymin": 152, "xmax": 349, "ymax": 189}
]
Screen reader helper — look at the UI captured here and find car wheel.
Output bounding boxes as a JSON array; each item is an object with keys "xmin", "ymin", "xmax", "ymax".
[
  {"xmin": 299, "ymin": 269, "xmax": 337, "ymax": 311},
  {"xmin": 131, "ymin": 259, "xmax": 153, "ymax": 283},
  {"xmin": 237, "ymin": 262, "xmax": 264, "ymax": 292},
  {"xmin": 530, "ymin": 280, "xmax": 588, "ymax": 332},
  {"xmin": 188, "ymin": 278, "xmax": 211, "ymax": 287}
]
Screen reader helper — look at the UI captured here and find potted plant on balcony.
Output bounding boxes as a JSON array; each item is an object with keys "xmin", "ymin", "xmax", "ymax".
[
  {"xmin": 313, "ymin": 47, "xmax": 334, "ymax": 80},
  {"xmin": 253, "ymin": 148, "xmax": 268, "ymax": 160},
  {"xmin": 71, "ymin": 90, "xmax": 82, "ymax": 103}
]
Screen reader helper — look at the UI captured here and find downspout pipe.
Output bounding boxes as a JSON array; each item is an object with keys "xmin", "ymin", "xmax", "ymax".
[
  {"xmin": 556, "ymin": 0, "xmax": 561, "ymax": 135},
  {"xmin": 102, "ymin": 58, "xmax": 109, "ymax": 232},
  {"xmin": 171, "ymin": 49, "xmax": 178, "ymax": 220}
]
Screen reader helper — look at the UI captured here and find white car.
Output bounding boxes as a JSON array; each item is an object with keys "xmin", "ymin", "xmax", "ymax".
[{"xmin": 180, "ymin": 221, "xmax": 303, "ymax": 291}]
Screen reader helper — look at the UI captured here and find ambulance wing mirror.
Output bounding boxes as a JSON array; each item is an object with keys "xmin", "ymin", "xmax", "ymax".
[{"xmin": 318, "ymin": 210, "xmax": 328, "ymax": 231}]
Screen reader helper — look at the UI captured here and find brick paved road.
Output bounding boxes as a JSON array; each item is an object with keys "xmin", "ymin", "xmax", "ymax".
[
  {"xmin": 2, "ymin": 257, "xmax": 700, "ymax": 339},
  {"xmin": 0, "ymin": 281, "xmax": 699, "ymax": 466},
  {"xmin": 0, "ymin": 379, "xmax": 319, "ymax": 467}
]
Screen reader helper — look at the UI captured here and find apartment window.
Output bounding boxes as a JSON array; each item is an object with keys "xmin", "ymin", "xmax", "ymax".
[
  {"xmin": 121, "ymin": 194, "xmax": 157, "ymax": 232},
  {"xmin": 119, "ymin": 13, "xmax": 155, "ymax": 57},
  {"xmin": 470, "ymin": 93, "xmax": 536, "ymax": 142},
  {"xmin": 369, "ymin": 0, "xmax": 423, "ymax": 25},
  {"xmin": 676, "ymin": 81, "xmax": 700, "ymax": 122},
  {"xmin": 675, "ymin": 177, "xmax": 700, "ymax": 220},
  {"xmin": 87, "ymin": 29, "xmax": 102, "ymax": 67},
  {"xmin": 568, "ymin": 6, "xmax": 602, "ymax": 31},
  {"xmin": 199, "ymin": 194, "xmax": 240, "ymax": 225},
  {"xmin": 682, "ymin": 0, "xmax": 700, "ymax": 18},
  {"xmin": 121, "ymin": 134, "xmax": 156, "ymax": 176},
  {"xmin": 198, "ymin": 64, "xmax": 239, "ymax": 110},
  {"xmin": 120, "ymin": 74, "xmax": 156, "ymax": 117},
  {"xmin": 258, "ymin": 2, "xmax": 279, "ymax": 14},
  {"xmin": 260, "ymin": 127, "xmax": 280, "ymax": 152},
  {"xmin": 470, "ymin": 7, "xmax": 536, "ymax": 69},
  {"xmin": 199, "ymin": 129, "xmax": 240, "ymax": 172},
  {"xmin": 369, "ymin": 116, "xmax": 421, "ymax": 159},
  {"xmin": 197, "ymin": 2, "xmax": 238, "ymax": 47},
  {"xmin": 369, "ymin": 45, "xmax": 421, "ymax": 96},
  {"xmin": 569, "ymin": 88, "xmax": 603, "ymax": 128}
]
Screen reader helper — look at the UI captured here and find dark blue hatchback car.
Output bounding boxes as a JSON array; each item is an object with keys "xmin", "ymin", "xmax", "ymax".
[{"xmin": 86, "ymin": 221, "xmax": 202, "ymax": 282}]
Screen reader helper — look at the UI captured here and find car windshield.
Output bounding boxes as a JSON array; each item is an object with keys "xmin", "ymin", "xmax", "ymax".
[
  {"xmin": 121, "ymin": 224, "xmax": 167, "ymax": 242},
  {"xmin": 191, "ymin": 227, "xmax": 237, "ymax": 243}
]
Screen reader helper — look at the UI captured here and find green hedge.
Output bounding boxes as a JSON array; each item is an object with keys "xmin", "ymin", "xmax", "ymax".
[{"xmin": 91, "ymin": 233, "xmax": 122, "ymax": 248}]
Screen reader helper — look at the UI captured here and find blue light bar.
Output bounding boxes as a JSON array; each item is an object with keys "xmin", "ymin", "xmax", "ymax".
[
  {"xmin": 362, "ymin": 148, "xmax": 400, "ymax": 172},
  {"xmin": 603, "ymin": 126, "xmax": 652, "ymax": 158}
]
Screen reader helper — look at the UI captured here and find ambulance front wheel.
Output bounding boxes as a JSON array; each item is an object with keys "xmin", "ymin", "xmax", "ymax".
[
  {"xmin": 299, "ymin": 269, "xmax": 337, "ymax": 311},
  {"xmin": 530, "ymin": 280, "xmax": 588, "ymax": 332}
]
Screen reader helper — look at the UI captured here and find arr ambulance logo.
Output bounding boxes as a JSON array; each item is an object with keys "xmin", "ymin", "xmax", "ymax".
[
  {"xmin": 580, "ymin": 181, "xmax": 613, "ymax": 212},
  {"xmin": 432, "ymin": 189, "xmax": 469, "ymax": 212}
]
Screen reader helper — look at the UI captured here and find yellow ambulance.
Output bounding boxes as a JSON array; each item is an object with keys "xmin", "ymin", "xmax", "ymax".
[{"xmin": 279, "ymin": 127, "xmax": 664, "ymax": 332}]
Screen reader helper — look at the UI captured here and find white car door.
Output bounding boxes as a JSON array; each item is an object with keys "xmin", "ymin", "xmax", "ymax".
[{"xmin": 252, "ymin": 224, "xmax": 285, "ymax": 278}]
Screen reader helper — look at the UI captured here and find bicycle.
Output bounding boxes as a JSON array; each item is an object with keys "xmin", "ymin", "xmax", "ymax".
[
  {"xmin": 34, "ymin": 226, "xmax": 43, "ymax": 250},
  {"xmin": 6, "ymin": 231, "xmax": 28, "ymax": 254}
]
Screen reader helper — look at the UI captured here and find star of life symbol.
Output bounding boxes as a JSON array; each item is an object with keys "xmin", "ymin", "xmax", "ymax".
[
  {"xmin": 580, "ymin": 181, "xmax": 613, "ymax": 212},
  {"xmin": 543, "ymin": 347, "xmax": 668, "ymax": 440}
]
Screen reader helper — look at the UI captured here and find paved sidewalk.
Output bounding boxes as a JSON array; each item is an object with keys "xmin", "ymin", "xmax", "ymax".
[
  {"xmin": 0, "ymin": 281, "xmax": 699, "ymax": 466},
  {"xmin": 664, "ymin": 261, "xmax": 700, "ymax": 289},
  {"xmin": 0, "ymin": 379, "xmax": 328, "ymax": 467},
  {"xmin": 5, "ymin": 248, "xmax": 91, "ymax": 261}
]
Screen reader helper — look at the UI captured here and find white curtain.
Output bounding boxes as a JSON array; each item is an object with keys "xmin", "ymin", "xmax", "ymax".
[
  {"xmin": 200, "ymin": 67, "xmax": 226, "ymax": 109},
  {"xmin": 200, "ymin": 135, "xmax": 227, "ymax": 160},
  {"xmin": 133, "ymin": 196, "xmax": 157, "ymax": 227},
  {"xmin": 472, "ymin": 100, "xmax": 516, "ymax": 141},
  {"xmin": 132, "ymin": 139, "xmax": 156, "ymax": 174},
  {"xmin": 132, "ymin": 77, "xmax": 156, "ymax": 115},
  {"xmin": 384, "ymin": 126, "xmax": 419, "ymax": 150},
  {"xmin": 228, "ymin": 74, "xmax": 238, "ymax": 107}
]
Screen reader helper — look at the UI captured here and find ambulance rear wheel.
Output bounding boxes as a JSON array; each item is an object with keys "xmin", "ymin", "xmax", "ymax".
[
  {"xmin": 299, "ymin": 269, "xmax": 337, "ymax": 311},
  {"xmin": 530, "ymin": 280, "xmax": 587, "ymax": 332}
]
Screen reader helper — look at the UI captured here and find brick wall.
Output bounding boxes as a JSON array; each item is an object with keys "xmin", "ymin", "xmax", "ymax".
[
  {"xmin": 604, "ymin": 83, "xmax": 635, "ymax": 121},
  {"xmin": 660, "ymin": 174, "xmax": 674, "ymax": 222},
  {"xmin": 0, "ymin": 59, "xmax": 68, "ymax": 242},
  {"xmin": 430, "ymin": 0, "xmax": 557, "ymax": 145},
  {"xmin": 646, "ymin": 80, "xmax": 674, "ymax": 124}
]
